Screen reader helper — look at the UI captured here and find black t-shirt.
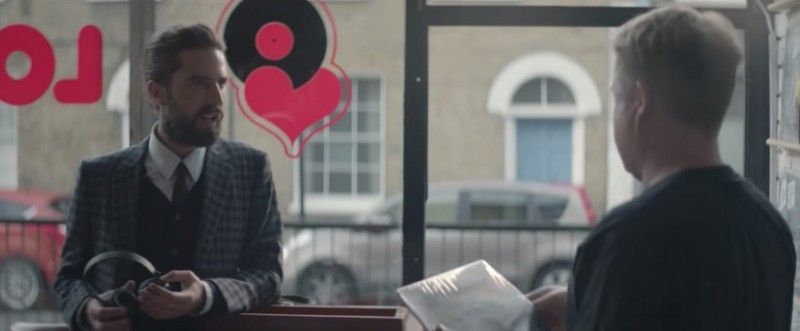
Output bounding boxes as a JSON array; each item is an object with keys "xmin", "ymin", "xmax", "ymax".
[{"xmin": 565, "ymin": 166, "xmax": 796, "ymax": 331}]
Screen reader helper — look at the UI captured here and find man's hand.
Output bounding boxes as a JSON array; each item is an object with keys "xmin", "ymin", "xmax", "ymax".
[
  {"xmin": 527, "ymin": 285, "xmax": 568, "ymax": 331},
  {"xmin": 526, "ymin": 285, "xmax": 565, "ymax": 302},
  {"xmin": 83, "ymin": 280, "xmax": 135, "ymax": 331},
  {"xmin": 137, "ymin": 270, "xmax": 205, "ymax": 320}
]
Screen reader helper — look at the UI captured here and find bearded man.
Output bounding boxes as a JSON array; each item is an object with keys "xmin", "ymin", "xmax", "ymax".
[{"xmin": 54, "ymin": 24, "xmax": 283, "ymax": 331}]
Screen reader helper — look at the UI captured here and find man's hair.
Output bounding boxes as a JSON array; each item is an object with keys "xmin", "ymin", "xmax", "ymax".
[
  {"xmin": 143, "ymin": 23, "xmax": 225, "ymax": 85},
  {"xmin": 614, "ymin": 6, "xmax": 742, "ymax": 133}
]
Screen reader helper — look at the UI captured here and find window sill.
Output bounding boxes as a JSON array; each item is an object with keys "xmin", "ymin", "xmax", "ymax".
[{"xmin": 289, "ymin": 196, "xmax": 383, "ymax": 216}]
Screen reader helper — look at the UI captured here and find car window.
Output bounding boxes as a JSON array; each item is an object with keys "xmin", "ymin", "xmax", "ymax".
[
  {"xmin": 50, "ymin": 196, "xmax": 72, "ymax": 215},
  {"xmin": 425, "ymin": 191, "xmax": 459, "ymax": 225},
  {"xmin": 387, "ymin": 201, "xmax": 402, "ymax": 223},
  {"xmin": 0, "ymin": 200, "xmax": 31, "ymax": 220},
  {"xmin": 384, "ymin": 190, "xmax": 460, "ymax": 226},
  {"xmin": 466, "ymin": 191, "xmax": 529, "ymax": 225},
  {"xmin": 535, "ymin": 194, "xmax": 569, "ymax": 222}
]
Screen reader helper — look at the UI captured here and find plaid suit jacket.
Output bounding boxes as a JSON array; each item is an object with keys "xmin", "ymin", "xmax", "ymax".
[{"xmin": 54, "ymin": 138, "xmax": 283, "ymax": 329}]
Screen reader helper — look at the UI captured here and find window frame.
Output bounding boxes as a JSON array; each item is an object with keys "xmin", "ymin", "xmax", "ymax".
[
  {"xmin": 289, "ymin": 73, "xmax": 388, "ymax": 216},
  {"xmin": 400, "ymin": 1, "xmax": 767, "ymax": 286},
  {"xmin": 119, "ymin": 0, "xmax": 770, "ymax": 287}
]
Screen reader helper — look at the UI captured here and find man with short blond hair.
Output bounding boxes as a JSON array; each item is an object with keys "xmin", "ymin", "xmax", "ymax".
[{"xmin": 529, "ymin": 6, "xmax": 795, "ymax": 331}]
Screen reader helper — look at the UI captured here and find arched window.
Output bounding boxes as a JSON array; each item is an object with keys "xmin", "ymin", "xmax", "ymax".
[
  {"xmin": 487, "ymin": 51, "xmax": 601, "ymax": 185},
  {"xmin": 512, "ymin": 77, "xmax": 575, "ymax": 105}
]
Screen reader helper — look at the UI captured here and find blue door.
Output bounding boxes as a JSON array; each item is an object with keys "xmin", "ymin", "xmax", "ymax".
[{"xmin": 516, "ymin": 119, "xmax": 572, "ymax": 183}]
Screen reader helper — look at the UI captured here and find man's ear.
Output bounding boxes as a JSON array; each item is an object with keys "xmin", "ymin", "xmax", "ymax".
[
  {"xmin": 146, "ymin": 81, "xmax": 166, "ymax": 108},
  {"xmin": 634, "ymin": 80, "xmax": 653, "ymax": 117}
]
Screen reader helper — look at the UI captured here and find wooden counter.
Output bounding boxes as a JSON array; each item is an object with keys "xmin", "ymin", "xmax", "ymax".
[{"xmin": 199, "ymin": 305, "xmax": 425, "ymax": 331}]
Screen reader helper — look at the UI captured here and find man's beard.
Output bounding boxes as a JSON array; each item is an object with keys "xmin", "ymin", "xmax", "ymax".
[{"xmin": 162, "ymin": 102, "xmax": 222, "ymax": 147}]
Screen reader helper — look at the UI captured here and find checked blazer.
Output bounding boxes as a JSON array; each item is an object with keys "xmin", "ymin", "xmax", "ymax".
[{"xmin": 53, "ymin": 137, "xmax": 283, "ymax": 329}]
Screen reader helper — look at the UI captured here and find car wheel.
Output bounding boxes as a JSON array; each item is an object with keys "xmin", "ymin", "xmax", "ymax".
[
  {"xmin": 530, "ymin": 261, "xmax": 573, "ymax": 290},
  {"xmin": 296, "ymin": 262, "xmax": 357, "ymax": 305},
  {"xmin": 0, "ymin": 258, "xmax": 46, "ymax": 310}
]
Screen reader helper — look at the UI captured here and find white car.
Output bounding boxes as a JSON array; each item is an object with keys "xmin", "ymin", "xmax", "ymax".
[{"xmin": 282, "ymin": 180, "xmax": 597, "ymax": 305}]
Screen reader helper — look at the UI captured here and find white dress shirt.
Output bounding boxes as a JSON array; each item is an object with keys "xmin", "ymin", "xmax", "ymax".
[
  {"xmin": 145, "ymin": 130, "xmax": 206, "ymax": 200},
  {"xmin": 145, "ymin": 129, "xmax": 214, "ymax": 316}
]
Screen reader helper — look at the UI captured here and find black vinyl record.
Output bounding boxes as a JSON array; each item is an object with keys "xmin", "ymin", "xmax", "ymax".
[{"xmin": 224, "ymin": 0, "xmax": 327, "ymax": 88}]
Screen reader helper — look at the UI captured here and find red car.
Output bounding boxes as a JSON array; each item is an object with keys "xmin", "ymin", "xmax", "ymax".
[{"xmin": 0, "ymin": 189, "xmax": 71, "ymax": 310}]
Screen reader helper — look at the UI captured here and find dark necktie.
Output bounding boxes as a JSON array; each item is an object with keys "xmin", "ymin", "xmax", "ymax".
[{"xmin": 173, "ymin": 162, "xmax": 189, "ymax": 205}]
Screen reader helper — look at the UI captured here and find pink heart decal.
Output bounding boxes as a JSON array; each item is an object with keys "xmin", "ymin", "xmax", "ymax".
[
  {"xmin": 216, "ymin": 0, "xmax": 351, "ymax": 159},
  {"xmin": 244, "ymin": 66, "xmax": 341, "ymax": 144}
]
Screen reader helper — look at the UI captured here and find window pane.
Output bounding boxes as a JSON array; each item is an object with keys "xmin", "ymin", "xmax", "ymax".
[
  {"xmin": 307, "ymin": 142, "xmax": 325, "ymax": 163},
  {"xmin": 545, "ymin": 78, "xmax": 575, "ymax": 104},
  {"xmin": 329, "ymin": 172, "xmax": 352, "ymax": 194},
  {"xmin": 358, "ymin": 78, "xmax": 381, "ymax": 105},
  {"xmin": 512, "ymin": 78, "xmax": 542, "ymax": 104},
  {"xmin": 427, "ymin": 26, "xmax": 747, "ymax": 291},
  {"xmin": 330, "ymin": 112, "xmax": 353, "ymax": 133},
  {"xmin": 0, "ymin": 4, "xmax": 128, "ymax": 213},
  {"xmin": 308, "ymin": 172, "xmax": 325, "ymax": 194},
  {"xmin": 329, "ymin": 143, "xmax": 353, "ymax": 166},
  {"xmin": 358, "ymin": 101, "xmax": 381, "ymax": 113},
  {"xmin": 357, "ymin": 112, "xmax": 381, "ymax": 133},
  {"xmin": 428, "ymin": 26, "xmax": 603, "ymax": 286},
  {"xmin": 0, "ymin": 2, "xmax": 129, "ymax": 314},
  {"xmin": 357, "ymin": 143, "xmax": 381, "ymax": 164},
  {"xmin": 357, "ymin": 172, "xmax": 380, "ymax": 194},
  {"xmin": 429, "ymin": 26, "xmax": 746, "ymax": 217},
  {"xmin": 11, "ymin": 0, "xmax": 402, "ymax": 309}
]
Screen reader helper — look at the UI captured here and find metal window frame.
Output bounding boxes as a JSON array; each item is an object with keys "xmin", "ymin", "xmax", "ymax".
[
  {"xmin": 402, "ymin": 0, "xmax": 770, "ymax": 285},
  {"xmin": 126, "ymin": 0, "xmax": 772, "ymax": 286},
  {"xmin": 129, "ymin": 0, "xmax": 156, "ymax": 145}
]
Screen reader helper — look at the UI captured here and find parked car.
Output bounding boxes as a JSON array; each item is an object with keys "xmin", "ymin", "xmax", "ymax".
[
  {"xmin": 282, "ymin": 180, "xmax": 596, "ymax": 305},
  {"xmin": 0, "ymin": 189, "xmax": 71, "ymax": 310}
]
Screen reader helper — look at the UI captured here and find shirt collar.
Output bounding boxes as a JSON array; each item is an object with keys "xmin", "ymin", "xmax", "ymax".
[{"xmin": 147, "ymin": 124, "xmax": 206, "ymax": 181}]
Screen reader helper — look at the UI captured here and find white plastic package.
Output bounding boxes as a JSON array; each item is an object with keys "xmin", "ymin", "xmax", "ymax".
[{"xmin": 397, "ymin": 260, "xmax": 533, "ymax": 331}]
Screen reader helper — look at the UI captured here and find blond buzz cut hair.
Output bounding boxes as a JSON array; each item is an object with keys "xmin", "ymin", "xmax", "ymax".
[{"xmin": 614, "ymin": 5, "xmax": 742, "ymax": 134}]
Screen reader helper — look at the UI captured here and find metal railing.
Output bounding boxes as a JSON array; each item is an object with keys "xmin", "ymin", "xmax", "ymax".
[
  {"xmin": 281, "ymin": 222, "xmax": 591, "ymax": 305},
  {"xmin": 0, "ymin": 219, "xmax": 592, "ymax": 329}
]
